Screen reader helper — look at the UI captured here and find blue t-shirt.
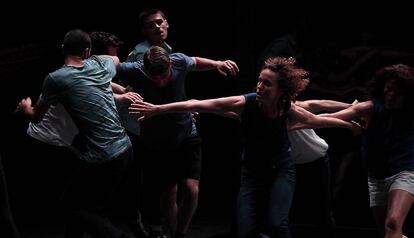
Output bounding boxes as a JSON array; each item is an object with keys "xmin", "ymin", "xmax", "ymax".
[
  {"xmin": 40, "ymin": 55, "xmax": 131, "ymax": 163},
  {"xmin": 241, "ymin": 93, "xmax": 291, "ymax": 165},
  {"xmin": 118, "ymin": 53, "xmax": 197, "ymax": 149},
  {"xmin": 363, "ymin": 99, "xmax": 414, "ymax": 178}
]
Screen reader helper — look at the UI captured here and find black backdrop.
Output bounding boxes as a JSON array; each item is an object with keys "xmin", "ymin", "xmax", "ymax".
[{"xmin": 1, "ymin": 0, "xmax": 413, "ymax": 231}]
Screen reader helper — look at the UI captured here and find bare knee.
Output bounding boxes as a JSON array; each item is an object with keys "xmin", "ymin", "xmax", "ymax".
[
  {"xmin": 183, "ymin": 180, "xmax": 199, "ymax": 200},
  {"xmin": 385, "ymin": 213, "xmax": 403, "ymax": 234}
]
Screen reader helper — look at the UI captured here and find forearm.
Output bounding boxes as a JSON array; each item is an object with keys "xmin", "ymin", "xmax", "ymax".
[
  {"xmin": 299, "ymin": 100, "xmax": 352, "ymax": 113},
  {"xmin": 26, "ymin": 104, "xmax": 48, "ymax": 123},
  {"xmin": 290, "ymin": 103, "xmax": 352, "ymax": 130},
  {"xmin": 316, "ymin": 117, "xmax": 353, "ymax": 129},
  {"xmin": 193, "ymin": 57, "xmax": 220, "ymax": 71},
  {"xmin": 316, "ymin": 100, "xmax": 352, "ymax": 112},
  {"xmin": 157, "ymin": 97, "xmax": 243, "ymax": 117},
  {"xmin": 111, "ymin": 82, "xmax": 126, "ymax": 94}
]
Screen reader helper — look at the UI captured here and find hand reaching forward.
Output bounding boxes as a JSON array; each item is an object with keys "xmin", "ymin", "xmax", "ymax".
[
  {"xmin": 216, "ymin": 60, "xmax": 239, "ymax": 76},
  {"xmin": 129, "ymin": 101, "xmax": 158, "ymax": 121}
]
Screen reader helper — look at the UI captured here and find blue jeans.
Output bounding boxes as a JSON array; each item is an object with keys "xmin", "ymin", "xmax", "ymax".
[{"xmin": 237, "ymin": 155, "xmax": 296, "ymax": 238}]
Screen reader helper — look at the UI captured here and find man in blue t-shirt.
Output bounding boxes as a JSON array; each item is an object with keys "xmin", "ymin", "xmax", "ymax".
[{"xmin": 118, "ymin": 45, "xmax": 239, "ymax": 238}]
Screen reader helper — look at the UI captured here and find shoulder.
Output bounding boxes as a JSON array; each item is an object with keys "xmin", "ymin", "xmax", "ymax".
[
  {"xmin": 171, "ymin": 53, "xmax": 195, "ymax": 69},
  {"xmin": 242, "ymin": 93, "xmax": 257, "ymax": 106},
  {"xmin": 171, "ymin": 52, "xmax": 190, "ymax": 61}
]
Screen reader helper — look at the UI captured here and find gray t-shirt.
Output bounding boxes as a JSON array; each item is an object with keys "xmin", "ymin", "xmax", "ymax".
[{"xmin": 40, "ymin": 55, "xmax": 131, "ymax": 163}]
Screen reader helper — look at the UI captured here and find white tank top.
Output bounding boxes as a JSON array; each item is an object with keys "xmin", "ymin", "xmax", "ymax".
[{"xmin": 288, "ymin": 129, "xmax": 329, "ymax": 164}]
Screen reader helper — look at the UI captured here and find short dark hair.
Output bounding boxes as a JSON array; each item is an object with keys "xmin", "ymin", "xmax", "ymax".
[
  {"xmin": 143, "ymin": 46, "xmax": 170, "ymax": 76},
  {"xmin": 139, "ymin": 8, "xmax": 166, "ymax": 28},
  {"xmin": 89, "ymin": 31, "xmax": 122, "ymax": 55},
  {"xmin": 62, "ymin": 29, "xmax": 91, "ymax": 56}
]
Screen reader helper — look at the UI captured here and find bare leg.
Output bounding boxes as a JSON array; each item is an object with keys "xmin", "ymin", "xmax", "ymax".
[
  {"xmin": 176, "ymin": 179, "xmax": 199, "ymax": 236},
  {"xmin": 384, "ymin": 189, "xmax": 414, "ymax": 238},
  {"xmin": 162, "ymin": 185, "xmax": 178, "ymax": 237}
]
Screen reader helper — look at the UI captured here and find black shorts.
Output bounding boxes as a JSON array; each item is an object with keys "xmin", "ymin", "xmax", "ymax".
[{"xmin": 141, "ymin": 135, "xmax": 202, "ymax": 190}]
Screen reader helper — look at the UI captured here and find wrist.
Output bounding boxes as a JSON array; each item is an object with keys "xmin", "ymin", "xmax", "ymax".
[{"xmin": 215, "ymin": 60, "xmax": 222, "ymax": 69}]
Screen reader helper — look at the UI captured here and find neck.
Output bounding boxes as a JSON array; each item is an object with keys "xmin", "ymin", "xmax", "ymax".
[
  {"xmin": 152, "ymin": 41, "xmax": 164, "ymax": 47},
  {"xmin": 64, "ymin": 55, "xmax": 84, "ymax": 67}
]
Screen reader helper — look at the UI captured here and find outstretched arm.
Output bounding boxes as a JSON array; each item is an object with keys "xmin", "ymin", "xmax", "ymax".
[
  {"xmin": 129, "ymin": 95, "xmax": 246, "ymax": 121},
  {"xmin": 288, "ymin": 103, "xmax": 360, "ymax": 133},
  {"xmin": 192, "ymin": 57, "xmax": 239, "ymax": 76},
  {"xmin": 319, "ymin": 100, "xmax": 373, "ymax": 121},
  {"xmin": 111, "ymin": 82, "xmax": 143, "ymax": 106},
  {"xmin": 295, "ymin": 99, "xmax": 356, "ymax": 114}
]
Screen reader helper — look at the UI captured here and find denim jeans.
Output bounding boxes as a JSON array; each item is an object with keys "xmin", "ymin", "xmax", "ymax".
[{"xmin": 237, "ymin": 155, "xmax": 296, "ymax": 238}]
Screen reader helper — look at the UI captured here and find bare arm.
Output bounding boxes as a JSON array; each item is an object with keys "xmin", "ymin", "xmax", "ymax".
[
  {"xmin": 320, "ymin": 100, "xmax": 373, "ymax": 121},
  {"xmin": 16, "ymin": 97, "xmax": 49, "ymax": 123},
  {"xmin": 288, "ymin": 103, "xmax": 357, "ymax": 131},
  {"xmin": 192, "ymin": 57, "xmax": 239, "ymax": 76},
  {"xmin": 109, "ymin": 55, "xmax": 120, "ymax": 66},
  {"xmin": 129, "ymin": 95, "xmax": 246, "ymax": 121},
  {"xmin": 111, "ymin": 82, "xmax": 127, "ymax": 94},
  {"xmin": 111, "ymin": 82, "xmax": 143, "ymax": 105},
  {"xmin": 295, "ymin": 99, "xmax": 356, "ymax": 114}
]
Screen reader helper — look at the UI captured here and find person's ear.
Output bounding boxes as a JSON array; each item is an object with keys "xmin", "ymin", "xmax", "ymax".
[{"xmin": 84, "ymin": 48, "xmax": 91, "ymax": 59}]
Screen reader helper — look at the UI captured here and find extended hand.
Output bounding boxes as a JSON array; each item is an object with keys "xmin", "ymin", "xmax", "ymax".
[
  {"xmin": 15, "ymin": 97, "xmax": 32, "ymax": 113},
  {"xmin": 217, "ymin": 60, "xmax": 239, "ymax": 76},
  {"xmin": 129, "ymin": 101, "xmax": 157, "ymax": 121}
]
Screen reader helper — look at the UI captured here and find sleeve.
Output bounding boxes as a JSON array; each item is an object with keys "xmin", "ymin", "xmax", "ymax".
[
  {"xmin": 39, "ymin": 74, "xmax": 59, "ymax": 106},
  {"xmin": 171, "ymin": 53, "xmax": 196, "ymax": 73},
  {"xmin": 116, "ymin": 61, "xmax": 146, "ymax": 88},
  {"xmin": 96, "ymin": 55, "xmax": 117, "ymax": 78},
  {"xmin": 243, "ymin": 93, "xmax": 257, "ymax": 107}
]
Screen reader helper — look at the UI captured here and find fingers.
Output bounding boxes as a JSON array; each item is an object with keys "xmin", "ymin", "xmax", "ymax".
[
  {"xmin": 123, "ymin": 92, "xmax": 143, "ymax": 104},
  {"xmin": 219, "ymin": 60, "xmax": 239, "ymax": 76},
  {"xmin": 191, "ymin": 111, "xmax": 199, "ymax": 123},
  {"xmin": 15, "ymin": 97, "xmax": 31, "ymax": 113},
  {"xmin": 130, "ymin": 92, "xmax": 143, "ymax": 102}
]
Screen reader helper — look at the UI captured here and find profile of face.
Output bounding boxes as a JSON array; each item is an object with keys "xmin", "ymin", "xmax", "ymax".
[
  {"xmin": 256, "ymin": 68, "xmax": 281, "ymax": 105},
  {"xmin": 142, "ymin": 12, "xmax": 169, "ymax": 44},
  {"xmin": 384, "ymin": 78, "xmax": 405, "ymax": 109}
]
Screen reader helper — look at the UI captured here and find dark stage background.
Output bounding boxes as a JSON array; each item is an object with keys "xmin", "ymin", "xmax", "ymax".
[{"xmin": 1, "ymin": 1, "xmax": 413, "ymax": 235}]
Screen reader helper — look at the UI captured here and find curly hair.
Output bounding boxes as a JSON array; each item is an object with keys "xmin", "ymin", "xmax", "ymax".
[
  {"xmin": 371, "ymin": 64, "xmax": 414, "ymax": 108},
  {"xmin": 261, "ymin": 57, "xmax": 309, "ymax": 114},
  {"xmin": 89, "ymin": 31, "xmax": 123, "ymax": 55}
]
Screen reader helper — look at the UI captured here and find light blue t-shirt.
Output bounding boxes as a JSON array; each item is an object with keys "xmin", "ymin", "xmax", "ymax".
[
  {"xmin": 118, "ymin": 53, "xmax": 197, "ymax": 149},
  {"xmin": 40, "ymin": 55, "xmax": 131, "ymax": 163}
]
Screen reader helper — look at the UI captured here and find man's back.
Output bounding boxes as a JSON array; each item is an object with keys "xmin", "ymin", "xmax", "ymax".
[{"xmin": 41, "ymin": 55, "xmax": 130, "ymax": 162}]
